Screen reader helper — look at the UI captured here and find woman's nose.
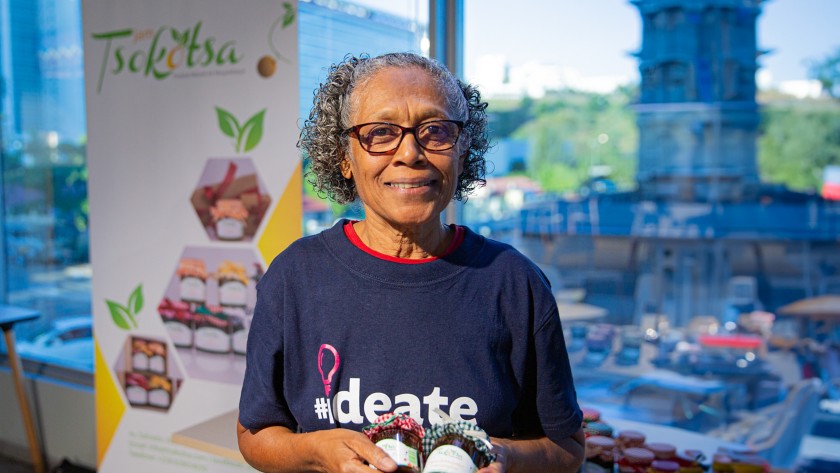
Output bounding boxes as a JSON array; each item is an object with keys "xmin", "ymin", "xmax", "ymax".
[{"xmin": 393, "ymin": 131, "xmax": 426, "ymax": 165}]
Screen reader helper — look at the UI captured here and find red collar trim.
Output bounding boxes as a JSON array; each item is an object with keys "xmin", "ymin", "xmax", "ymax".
[{"xmin": 343, "ymin": 221, "xmax": 465, "ymax": 264}]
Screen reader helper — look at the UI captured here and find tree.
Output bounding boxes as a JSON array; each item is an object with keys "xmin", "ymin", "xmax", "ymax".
[
  {"xmin": 758, "ymin": 101, "xmax": 840, "ymax": 191},
  {"xmin": 809, "ymin": 46, "xmax": 840, "ymax": 100}
]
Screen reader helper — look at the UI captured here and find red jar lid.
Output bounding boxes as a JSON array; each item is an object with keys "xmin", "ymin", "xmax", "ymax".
[
  {"xmin": 650, "ymin": 460, "xmax": 680, "ymax": 472},
  {"xmin": 646, "ymin": 442, "xmax": 677, "ymax": 458},
  {"xmin": 581, "ymin": 407, "xmax": 601, "ymax": 422},
  {"xmin": 623, "ymin": 447, "xmax": 655, "ymax": 464},
  {"xmin": 618, "ymin": 430, "xmax": 645, "ymax": 442}
]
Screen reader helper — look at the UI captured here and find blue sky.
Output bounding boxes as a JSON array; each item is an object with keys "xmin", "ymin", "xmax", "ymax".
[
  {"xmin": 356, "ymin": 0, "xmax": 840, "ymax": 86},
  {"xmin": 465, "ymin": 0, "xmax": 840, "ymax": 85}
]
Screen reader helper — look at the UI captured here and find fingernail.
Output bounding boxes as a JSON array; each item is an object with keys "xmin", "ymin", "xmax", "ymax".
[{"xmin": 378, "ymin": 456, "xmax": 397, "ymax": 471}]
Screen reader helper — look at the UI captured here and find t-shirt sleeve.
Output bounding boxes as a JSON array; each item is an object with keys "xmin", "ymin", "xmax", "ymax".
[
  {"xmin": 238, "ymin": 269, "xmax": 298, "ymax": 432},
  {"xmin": 533, "ymin": 303, "xmax": 583, "ymax": 444}
]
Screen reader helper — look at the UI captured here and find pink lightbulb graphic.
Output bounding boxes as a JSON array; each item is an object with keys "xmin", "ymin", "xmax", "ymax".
[{"xmin": 317, "ymin": 344, "xmax": 340, "ymax": 397}]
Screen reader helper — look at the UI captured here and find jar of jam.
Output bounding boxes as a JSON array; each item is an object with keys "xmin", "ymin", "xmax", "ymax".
[
  {"xmin": 711, "ymin": 453, "xmax": 734, "ymax": 473},
  {"xmin": 617, "ymin": 430, "xmax": 646, "ymax": 450},
  {"xmin": 645, "ymin": 442, "xmax": 677, "ymax": 461},
  {"xmin": 583, "ymin": 421, "xmax": 614, "ymax": 438},
  {"xmin": 674, "ymin": 450, "xmax": 705, "ymax": 473},
  {"xmin": 617, "ymin": 447, "xmax": 654, "ymax": 473},
  {"xmin": 649, "ymin": 460, "xmax": 680, "ymax": 473},
  {"xmin": 363, "ymin": 413, "xmax": 424, "ymax": 473},
  {"xmin": 582, "ymin": 406, "xmax": 601, "ymax": 425},
  {"xmin": 422, "ymin": 419, "xmax": 495, "ymax": 473},
  {"xmin": 583, "ymin": 435, "xmax": 616, "ymax": 473}
]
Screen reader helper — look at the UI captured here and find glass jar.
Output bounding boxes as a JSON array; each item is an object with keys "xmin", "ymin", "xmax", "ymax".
[
  {"xmin": 645, "ymin": 442, "xmax": 677, "ymax": 461},
  {"xmin": 424, "ymin": 433, "xmax": 491, "ymax": 473},
  {"xmin": 369, "ymin": 427, "xmax": 423, "ymax": 473},
  {"xmin": 617, "ymin": 447, "xmax": 654, "ymax": 473},
  {"xmin": 649, "ymin": 460, "xmax": 680, "ymax": 473},
  {"xmin": 711, "ymin": 453, "xmax": 734, "ymax": 473},
  {"xmin": 583, "ymin": 435, "xmax": 616, "ymax": 473},
  {"xmin": 583, "ymin": 421, "xmax": 614, "ymax": 438},
  {"xmin": 582, "ymin": 406, "xmax": 601, "ymax": 424},
  {"xmin": 364, "ymin": 413, "xmax": 426, "ymax": 473},
  {"xmin": 617, "ymin": 430, "xmax": 646, "ymax": 450},
  {"xmin": 674, "ymin": 451, "xmax": 705, "ymax": 473}
]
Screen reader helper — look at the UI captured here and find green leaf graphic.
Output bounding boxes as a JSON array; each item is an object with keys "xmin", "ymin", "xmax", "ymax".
[
  {"xmin": 170, "ymin": 28, "xmax": 189, "ymax": 47},
  {"xmin": 240, "ymin": 109, "xmax": 266, "ymax": 152},
  {"xmin": 216, "ymin": 107, "xmax": 239, "ymax": 139},
  {"xmin": 282, "ymin": 3, "xmax": 296, "ymax": 28},
  {"xmin": 106, "ymin": 300, "xmax": 133, "ymax": 330},
  {"xmin": 128, "ymin": 284, "xmax": 144, "ymax": 314}
]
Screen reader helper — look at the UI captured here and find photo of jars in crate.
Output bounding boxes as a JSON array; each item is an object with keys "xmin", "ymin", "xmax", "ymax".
[
  {"xmin": 190, "ymin": 158, "xmax": 272, "ymax": 242},
  {"xmin": 157, "ymin": 246, "xmax": 263, "ymax": 385},
  {"xmin": 114, "ymin": 335, "xmax": 183, "ymax": 412}
]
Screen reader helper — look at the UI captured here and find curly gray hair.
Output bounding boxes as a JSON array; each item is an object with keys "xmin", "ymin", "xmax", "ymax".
[{"xmin": 300, "ymin": 52, "xmax": 489, "ymax": 204}]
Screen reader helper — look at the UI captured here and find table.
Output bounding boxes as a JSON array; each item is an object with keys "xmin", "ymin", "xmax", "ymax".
[
  {"xmin": 606, "ymin": 417, "xmax": 743, "ymax": 460},
  {"xmin": 0, "ymin": 305, "xmax": 46, "ymax": 473},
  {"xmin": 171, "ymin": 409, "xmax": 243, "ymax": 462}
]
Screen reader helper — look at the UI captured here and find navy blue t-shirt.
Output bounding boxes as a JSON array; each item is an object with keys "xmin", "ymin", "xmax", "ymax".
[{"xmin": 239, "ymin": 220, "xmax": 582, "ymax": 445}]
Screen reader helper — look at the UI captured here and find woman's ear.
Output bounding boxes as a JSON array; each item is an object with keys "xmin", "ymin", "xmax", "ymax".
[{"xmin": 340, "ymin": 156, "xmax": 353, "ymax": 179}]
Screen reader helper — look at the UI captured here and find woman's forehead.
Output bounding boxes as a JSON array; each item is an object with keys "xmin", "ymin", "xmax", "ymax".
[{"xmin": 351, "ymin": 67, "xmax": 451, "ymax": 120}]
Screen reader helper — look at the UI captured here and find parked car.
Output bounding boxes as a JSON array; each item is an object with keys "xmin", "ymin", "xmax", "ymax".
[{"xmin": 16, "ymin": 316, "xmax": 93, "ymax": 371}]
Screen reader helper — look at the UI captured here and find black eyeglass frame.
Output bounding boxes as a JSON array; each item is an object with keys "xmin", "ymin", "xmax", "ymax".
[{"xmin": 343, "ymin": 120, "xmax": 465, "ymax": 155}]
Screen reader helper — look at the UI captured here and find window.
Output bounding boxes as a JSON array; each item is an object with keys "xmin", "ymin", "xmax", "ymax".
[
  {"xmin": 0, "ymin": 0, "xmax": 91, "ymax": 373},
  {"xmin": 464, "ymin": 0, "xmax": 840, "ymax": 466},
  {"xmin": 0, "ymin": 0, "xmax": 429, "ymax": 373}
]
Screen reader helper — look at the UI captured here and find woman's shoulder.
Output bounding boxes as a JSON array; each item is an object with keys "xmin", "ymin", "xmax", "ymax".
[
  {"xmin": 461, "ymin": 227, "xmax": 548, "ymax": 281},
  {"xmin": 463, "ymin": 227, "xmax": 534, "ymax": 265}
]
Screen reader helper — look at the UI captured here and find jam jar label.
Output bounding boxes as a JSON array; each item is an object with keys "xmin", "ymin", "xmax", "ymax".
[
  {"xmin": 424, "ymin": 445, "xmax": 478, "ymax": 473},
  {"xmin": 216, "ymin": 217, "xmax": 245, "ymax": 240},
  {"xmin": 219, "ymin": 280, "xmax": 248, "ymax": 306},
  {"xmin": 375, "ymin": 439, "xmax": 419, "ymax": 469},
  {"xmin": 179, "ymin": 276, "xmax": 206, "ymax": 302}
]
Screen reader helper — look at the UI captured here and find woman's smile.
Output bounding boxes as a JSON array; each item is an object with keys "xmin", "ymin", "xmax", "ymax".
[{"xmin": 385, "ymin": 179, "xmax": 436, "ymax": 191}]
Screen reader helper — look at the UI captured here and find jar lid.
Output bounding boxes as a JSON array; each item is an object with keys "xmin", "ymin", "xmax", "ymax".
[
  {"xmin": 581, "ymin": 406, "xmax": 601, "ymax": 422},
  {"xmin": 583, "ymin": 422, "xmax": 613, "ymax": 437},
  {"xmin": 586, "ymin": 435, "xmax": 616, "ymax": 448},
  {"xmin": 423, "ymin": 418, "xmax": 496, "ymax": 464},
  {"xmin": 646, "ymin": 442, "xmax": 677, "ymax": 457},
  {"xmin": 623, "ymin": 447, "xmax": 655, "ymax": 463},
  {"xmin": 650, "ymin": 460, "xmax": 680, "ymax": 472},
  {"xmin": 712, "ymin": 453, "xmax": 732, "ymax": 464},
  {"xmin": 617, "ymin": 429, "xmax": 645, "ymax": 442},
  {"xmin": 363, "ymin": 412, "xmax": 424, "ymax": 440}
]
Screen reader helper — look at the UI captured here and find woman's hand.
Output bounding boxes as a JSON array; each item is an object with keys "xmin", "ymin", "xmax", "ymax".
[
  {"xmin": 308, "ymin": 428, "xmax": 398, "ymax": 473},
  {"xmin": 237, "ymin": 421, "xmax": 397, "ymax": 473},
  {"xmin": 477, "ymin": 441, "xmax": 508, "ymax": 473},
  {"xmin": 481, "ymin": 430, "xmax": 585, "ymax": 473}
]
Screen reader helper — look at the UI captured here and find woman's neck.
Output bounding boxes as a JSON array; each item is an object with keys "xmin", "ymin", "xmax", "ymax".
[{"xmin": 352, "ymin": 219, "xmax": 452, "ymax": 259}]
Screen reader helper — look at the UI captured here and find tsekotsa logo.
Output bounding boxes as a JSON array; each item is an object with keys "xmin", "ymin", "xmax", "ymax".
[{"xmin": 90, "ymin": 21, "xmax": 243, "ymax": 93}]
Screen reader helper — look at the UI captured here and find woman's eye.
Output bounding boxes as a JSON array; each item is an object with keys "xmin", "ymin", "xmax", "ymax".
[{"xmin": 369, "ymin": 126, "xmax": 397, "ymax": 138}]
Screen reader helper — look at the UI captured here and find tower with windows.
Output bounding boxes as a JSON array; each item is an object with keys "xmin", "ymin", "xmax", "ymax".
[{"xmin": 631, "ymin": 0, "xmax": 765, "ymax": 202}]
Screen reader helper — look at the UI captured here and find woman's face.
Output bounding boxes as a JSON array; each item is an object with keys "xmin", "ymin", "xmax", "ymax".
[{"xmin": 341, "ymin": 66, "xmax": 464, "ymax": 231}]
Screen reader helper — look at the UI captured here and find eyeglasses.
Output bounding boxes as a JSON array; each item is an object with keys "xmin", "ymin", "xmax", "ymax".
[{"xmin": 344, "ymin": 120, "xmax": 464, "ymax": 155}]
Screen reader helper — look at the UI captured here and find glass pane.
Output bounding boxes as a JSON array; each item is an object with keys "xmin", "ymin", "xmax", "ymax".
[
  {"xmin": 464, "ymin": 0, "xmax": 840, "ymax": 466},
  {"xmin": 0, "ymin": 0, "xmax": 92, "ymax": 372},
  {"xmin": 299, "ymin": 0, "xmax": 429, "ymax": 234}
]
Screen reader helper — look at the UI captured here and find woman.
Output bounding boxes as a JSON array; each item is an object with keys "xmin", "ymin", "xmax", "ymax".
[{"xmin": 237, "ymin": 52, "xmax": 584, "ymax": 473}]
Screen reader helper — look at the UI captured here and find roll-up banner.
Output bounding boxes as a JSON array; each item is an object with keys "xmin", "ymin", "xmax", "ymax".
[{"xmin": 83, "ymin": 1, "xmax": 299, "ymax": 470}]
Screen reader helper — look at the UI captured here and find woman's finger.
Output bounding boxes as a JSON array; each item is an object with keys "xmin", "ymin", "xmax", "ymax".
[{"xmin": 348, "ymin": 435, "xmax": 397, "ymax": 472}]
